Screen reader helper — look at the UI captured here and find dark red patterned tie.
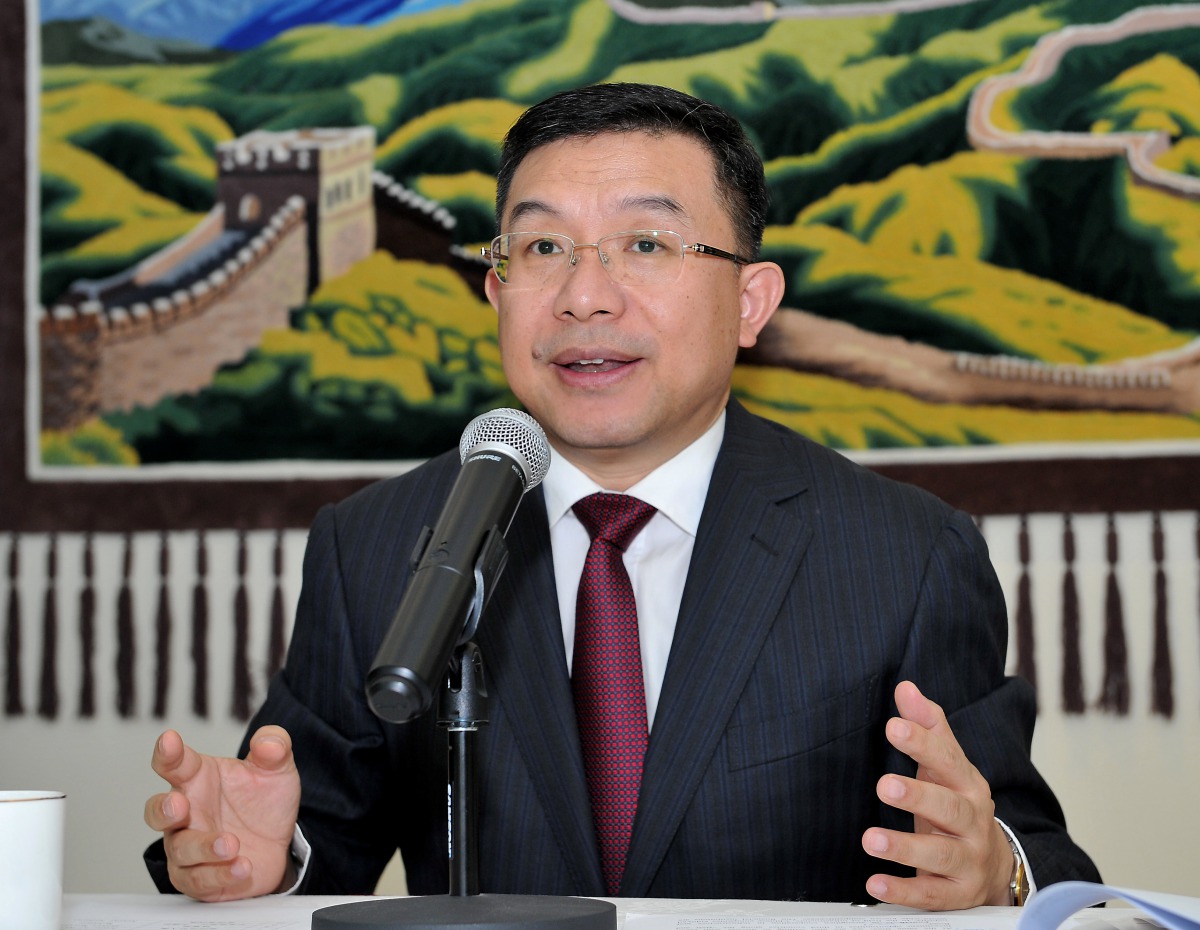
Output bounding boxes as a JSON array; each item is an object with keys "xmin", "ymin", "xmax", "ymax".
[{"xmin": 571, "ymin": 492, "xmax": 657, "ymax": 896}]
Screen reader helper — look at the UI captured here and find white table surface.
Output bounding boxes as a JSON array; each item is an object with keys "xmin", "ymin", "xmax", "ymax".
[{"xmin": 60, "ymin": 893, "xmax": 1117, "ymax": 930}]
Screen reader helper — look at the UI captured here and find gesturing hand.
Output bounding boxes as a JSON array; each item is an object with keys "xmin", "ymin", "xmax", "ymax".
[
  {"xmin": 144, "ymin": 726, "xmax": 301, "ymax": 902},
  {"xmin": 861, "ymin": 681, "xmax": 1014, "ymax": 910}
]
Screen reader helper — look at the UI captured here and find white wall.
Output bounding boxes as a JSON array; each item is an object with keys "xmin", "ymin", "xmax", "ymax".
[{"xmin": 1, "ymin": 515, "xmax": 1197, "ymax": 897}]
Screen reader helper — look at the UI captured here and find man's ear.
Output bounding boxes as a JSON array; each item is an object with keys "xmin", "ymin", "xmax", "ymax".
[
  {"xmin": 737, "ymin": 261, "xmax": 784, "ymax": 348},
  {"xmin": 484, "ymin": 267, "xmax": 502, "ymax": 312}
]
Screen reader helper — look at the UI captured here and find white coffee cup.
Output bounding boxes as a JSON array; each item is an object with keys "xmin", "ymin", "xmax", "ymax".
[{"xmin": 0, "ymin": 790, "xmax": 66, "ymax": 930}]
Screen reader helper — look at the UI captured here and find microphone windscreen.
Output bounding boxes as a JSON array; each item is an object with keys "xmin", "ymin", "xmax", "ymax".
[{"xmin": 458, "ymin": 408, "xmax": 551, "ymax": 491}]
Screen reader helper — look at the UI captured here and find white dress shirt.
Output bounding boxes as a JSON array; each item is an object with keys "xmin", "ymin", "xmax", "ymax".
[{"xmin": 541, "ymin": 412, "xmax": 725, "ymax": 731}]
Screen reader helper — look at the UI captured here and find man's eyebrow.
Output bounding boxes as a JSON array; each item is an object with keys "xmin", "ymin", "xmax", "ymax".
[
  {"xmin": 504, "ymin": 195, "xmax": 692, "ymax": 229},
  {"xmin": 618, "ymin": 195, "xmax": 689, "ymax": 221},
  {"xmin": 506, "ymin": 199, "xmax": 557, "ymax": 228}
]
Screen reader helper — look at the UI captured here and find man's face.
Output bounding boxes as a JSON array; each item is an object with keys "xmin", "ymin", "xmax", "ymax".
[{"xmin": 485, "ymin": 131, "xmax": 780, "ymax": 487}]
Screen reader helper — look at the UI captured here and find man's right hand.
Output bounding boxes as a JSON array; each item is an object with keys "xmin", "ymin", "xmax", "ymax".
[{"xmin": 144, "ymin": 726, "xmax": 301, "ymax": 902}]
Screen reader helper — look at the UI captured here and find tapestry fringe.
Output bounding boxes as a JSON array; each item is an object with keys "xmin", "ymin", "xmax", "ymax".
[
  {"xmin": 5, "ymin": 534, "xmax": 21, "ymax": 715},
  {"xmin": 1060, "ymin": 515, "xmax": 1085, "ymax": 714},
  {"xmin": 78, "ymin": 533, "xmax": 96, "ymax": 717},
  {"xmin": 1097, "ymin": 515, "xmax": 1130, "ymax": 714},
  {"xmin": 37, "ymin": 534, "xmax": 57, "ymax": 719},
  {"xmin": 116, "ymin": 533, "xmax": 135, "ymax": 718},
  {"xmin": 1151, "ymin": 513, "xmax": 1174, "ymax": 718},
  {"xmin": 232, "ymin": 531, "xmax": 253, "ymax": 721},
  {"xmin": 153, "ymin": 532, "xmax": 171, "ymax": 719},
  {"xmin": 1015, "ymin": 514, "xmax": 1037, "ymax": 709},
  {"xmin": 2, "ymin": 515, "xmax": 1198, "ymax": 723},
  {"xmin": 192, "ymin": 530, "xmax": 209, "ymax": 719}
]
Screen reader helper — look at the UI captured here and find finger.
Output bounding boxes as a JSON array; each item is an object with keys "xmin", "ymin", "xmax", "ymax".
[
  {"xmin": 888, "ymin": 701, "xmax": 981, "ymax": 795},
  {"xmin": 886, "ymin": 717, "xmax": 974, "ymax": 791},
  {"xmin": 144, "ymin": 790, "xmax": 190, "ymax": 832},
  {"xmin": 168, "ymin": 856, "xmax": 254, "ymax": 903},
  {"xmin": 164, "ymin": 827, "xmax": 239, "ymax": 869},
  {"xmin": 150, "ymin": 730, "xmax": 205, "ymax": 787},
  {"xmin": 864, "ymin": 870, "xmax": 979, "ymax": 911},
  {"xmin": 863, "ymin": 825, "xmax": 964, "ymax": 876},
  {"xmin": 244, "ymin": 725, "xmax": 294, "ymax": 773},
  {"xmin": 876, "ymin": 772, "xmax": 984, "ymax": 836},
  {"xmin": 892, "ymin": 683, "xmax": 972, "ymax": 781},
  {"xmin": 894, "ymin": 680, "xmax": 944, "ymax": 732}
]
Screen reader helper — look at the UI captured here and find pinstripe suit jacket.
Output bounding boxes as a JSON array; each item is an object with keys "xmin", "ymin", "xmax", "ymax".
[{"xmin": 229, "ymin": 400, "xmax": 1097, "ymax": 900}]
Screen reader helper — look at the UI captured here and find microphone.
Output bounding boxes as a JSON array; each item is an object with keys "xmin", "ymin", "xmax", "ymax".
[{"xmin": 365, "ymin": 408, "xmax": 551, "ymax": 725}]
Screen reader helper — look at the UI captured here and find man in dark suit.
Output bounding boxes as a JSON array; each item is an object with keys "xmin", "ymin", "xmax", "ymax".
[{"xmin": 144, "ymin": 82, "xmax": 1098, "ymax": 907}]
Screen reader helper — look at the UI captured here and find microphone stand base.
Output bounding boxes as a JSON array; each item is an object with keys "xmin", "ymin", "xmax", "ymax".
[{"xmin": 312, "ymin": 893, "xmax": 616, "ymax": 930}]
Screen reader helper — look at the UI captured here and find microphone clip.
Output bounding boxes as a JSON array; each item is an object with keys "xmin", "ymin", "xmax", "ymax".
[{"xmin": 407, "ymin": 522, "xmax": 510, "ymax": 649}]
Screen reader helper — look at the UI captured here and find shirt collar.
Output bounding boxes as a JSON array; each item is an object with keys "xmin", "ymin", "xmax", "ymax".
[{"xmin": 542, "ymin": 411, "xmax": 725, "ymax": 538}]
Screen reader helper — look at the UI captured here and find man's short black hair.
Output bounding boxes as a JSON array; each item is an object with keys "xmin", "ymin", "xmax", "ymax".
[{"xmin": 495, "ymin": 82, "xmax": 768, "ymax": 260}]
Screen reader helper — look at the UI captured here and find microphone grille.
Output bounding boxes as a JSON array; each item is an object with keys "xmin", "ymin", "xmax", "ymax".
[{"xmin": 459, "ymin": 408, "xmax": 551, "ymax": 490}]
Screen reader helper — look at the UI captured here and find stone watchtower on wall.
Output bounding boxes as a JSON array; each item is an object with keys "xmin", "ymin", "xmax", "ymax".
[
  {"xmin": 217, "ymin": 127, "xmax": 377, "ymax": 294},
  {"xmin": 40, "ymin": 127, "xmax": 379, "ymax": 432}
]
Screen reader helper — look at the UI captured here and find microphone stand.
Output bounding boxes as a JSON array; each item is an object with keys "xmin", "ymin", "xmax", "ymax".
[
  {"xmin": 445, "ymin": 641, "xmax": 485, "ymax": 898},
  {"xmin": 312, "ymin": 542, "xmax": 615, "ymax": 930}
]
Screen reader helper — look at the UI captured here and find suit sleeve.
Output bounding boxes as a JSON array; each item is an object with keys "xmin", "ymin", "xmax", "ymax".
[{"xmin": 885, "ymin": 508, "xmax": 1101, "ymax": 888}]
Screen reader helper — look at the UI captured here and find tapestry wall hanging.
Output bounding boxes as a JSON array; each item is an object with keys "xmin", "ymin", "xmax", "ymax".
[{"xmin": 4, "ymin": 0, "xmax": 1199, "ymax": 532}]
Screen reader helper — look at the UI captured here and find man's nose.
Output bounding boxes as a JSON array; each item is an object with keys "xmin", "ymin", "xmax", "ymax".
[{"xmin": 554, "ymin": 245, "xmax": 623, "ymax": 319}]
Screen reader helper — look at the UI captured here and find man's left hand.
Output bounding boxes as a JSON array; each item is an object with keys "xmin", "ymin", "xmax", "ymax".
[{"xmin": 861, "ymin": 680, "xmax": 1014, "ymax": 910}]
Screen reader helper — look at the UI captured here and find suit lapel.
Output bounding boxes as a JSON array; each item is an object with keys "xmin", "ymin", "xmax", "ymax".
[
  {"xmin": 621, "ymin": 402, "xmax": 814, "ymax": 895},
  {"xmin": 475, "ymin": 489, "xmax": 606, "ymax": 893}
]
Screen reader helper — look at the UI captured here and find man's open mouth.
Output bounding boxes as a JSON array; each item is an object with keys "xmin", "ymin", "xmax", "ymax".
[{"xmin": 564, "ymin": 357, "xmax": 629, "ymax": 373}]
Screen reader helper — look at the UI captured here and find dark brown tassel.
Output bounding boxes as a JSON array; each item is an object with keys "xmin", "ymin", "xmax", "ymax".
[
  {"xmin": 38, "ymin": 535, "xmax": 59, "ymax": 719},
  {"xmin": 1096, "ymin": 514, "xmax": 1130, "ymax": 715},
  {"xmin": 232, "ymin": 531, "xmax": 252, "ymax": 721},
  {"xmin": 1061, "ymin": 515, "xmax": 1085, "ymax": 714},
  {"xmin": 267, "ymin": 530, "xmax": 286, "ymax": 680},
  {"xmin": 78, "ymin": 534, "xmax": 96, "ymax": 718},
  {"xmin": 1015, "ymin": 515, "xmax": 1037, "ymax": 705},
  {"xmin": 116, "ymin": 533, "xmax": 136, "ymax": 718},
  {"xmin": 153, "ymin": 532, "xmax": 172, "ymax": 719},
  {"xmin": 5, "ymin": 535, "xmax": 22, "ymax": 716},
  {"xmin": 191, "ymin": 531, "xmax": 209, "ymax": 718},
  {"xmin": 1150, "ymin": 514, "xmax": 1174, "ymax": 717}
]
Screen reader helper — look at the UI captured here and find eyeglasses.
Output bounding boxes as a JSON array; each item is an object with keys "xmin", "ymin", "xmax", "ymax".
[{"xmin": 482, "ymin": 230, "xmax": 752, "ymax": 288}]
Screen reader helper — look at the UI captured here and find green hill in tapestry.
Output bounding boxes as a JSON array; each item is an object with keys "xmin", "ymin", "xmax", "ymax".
[{"xmin": 38, "ymin": 0, "xmax": 1200, "ymax": 461}]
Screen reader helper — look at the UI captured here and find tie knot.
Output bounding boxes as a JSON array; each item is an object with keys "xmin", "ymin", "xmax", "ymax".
[{"xmin": 573, "ymin": 493, "xmax": 657, "ymax": 550}]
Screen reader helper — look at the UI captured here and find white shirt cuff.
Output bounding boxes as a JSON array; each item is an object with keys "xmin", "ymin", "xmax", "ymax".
[{"xmin": 274, "ymin": 823, "xmax": 312, "ymax": 896}]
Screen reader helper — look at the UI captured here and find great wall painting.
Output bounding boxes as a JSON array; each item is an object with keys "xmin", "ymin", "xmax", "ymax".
[
  {"xmin": 31, "ymin": 0, "xmax": 1200, "ymax": 468},
  {"xmin": 39, "ymin": 126, "xmax": 488, "ymax": 433}
]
